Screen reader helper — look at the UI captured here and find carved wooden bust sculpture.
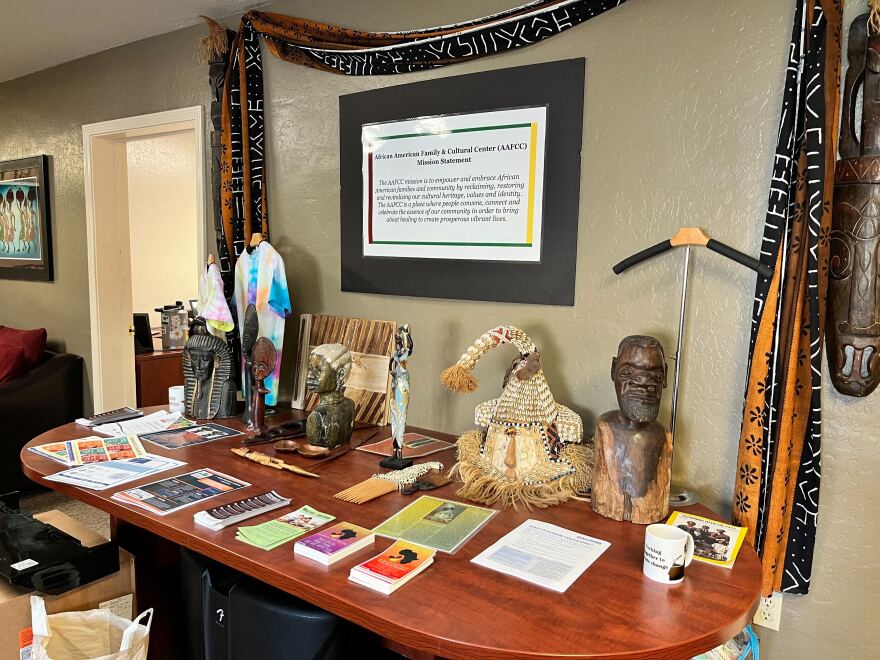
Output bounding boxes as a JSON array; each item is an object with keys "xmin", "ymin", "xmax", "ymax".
[
  {"xmin": 305, "ymin": 343, "xmax": 355, "ymax": 449},
  {"xmin": 183, "ymin": 330, "xmax": 236, "ymax": 419},
  {"xmin": 591, "ymin": 335, "xmax": 671, "ymax": 524}
]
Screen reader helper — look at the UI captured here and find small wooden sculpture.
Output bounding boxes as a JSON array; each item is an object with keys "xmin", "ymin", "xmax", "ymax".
[
  {"xmin": 240, "ymin": 304, "xmax": 259, "ymax": 425},
  {"xmin": 248, "ymin": 337, "xmax": 276, "ymax": 433},
  {"xmin": 230, "ymin": 447, "xmax": 319, "ymax": 478},
  {"xmin": 380, "ymin": 324, "xmax": 414, "ymax": 470},
  {"xmin": 829, "ymin": 13, "xmax": 880, "ymax": 397},
  {"xmin": 591, "ymin": 336, "xmax": 672, "ymax": 524},
  {"xmin": 305, "ymin": 344, "xmax": 355, "ymax": 449},
  {"xmin": 182, "ymin": 327, "xmax": 236, "ymax": 419}
]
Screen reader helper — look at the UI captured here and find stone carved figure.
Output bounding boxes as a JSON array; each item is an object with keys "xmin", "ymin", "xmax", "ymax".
[
  {"xmin": 183, "ymin": 329, "xmax": 236, "ymax": 419},
  {"xmin": 591, "ymin": 335, "xmax": 672, "ymax": 524},
  {"xmin": 305, "ymin": 343, "xmax": 355, "ymax": 449},
  {"xmin": 830, "ymin": 14, "xmax": 880, "ymax": 397}
]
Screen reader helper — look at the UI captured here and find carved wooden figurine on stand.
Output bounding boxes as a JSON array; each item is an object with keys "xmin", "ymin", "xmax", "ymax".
[
  {"xmin": 240, "ymin": 304, "xmax": 259, "ymax": 425},
  {"xmin": 305, "ymin": 344, "xmax": 355, "ymax": 449},
  {"xmin": 829, "ymin": 13, "xmax": 880, "ymax": 397},
  {"xmin": 248, "ymin": 337, "xmax": 276, "ymax": 433},
  {"xmin": 591, "ymin": 335, "xmax": 672, "ymax": 524}
]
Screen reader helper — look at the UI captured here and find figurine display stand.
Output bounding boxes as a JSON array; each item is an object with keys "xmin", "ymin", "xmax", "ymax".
[
  {"xmin": 247, "ymin": 337, "xmax": 276, "ymax": 434},
  {"xmin": 591, "ymin": 336, "xmax": 672, "ymax": 524},
  {"xmin": 380, "ymin": 324, "xmax": 414, "ymax": 470},
  {"xmin": 305, "ymin": 344, "xmax": 355, "ymax": 449},
  {"xmin": 613, "ymin": 227, "xmax": 772, "ymax": 505}
]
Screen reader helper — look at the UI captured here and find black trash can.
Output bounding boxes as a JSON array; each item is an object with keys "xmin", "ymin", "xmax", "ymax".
[{"xmin": 181, "ymin": 548, "xmax": 384, "ymax": 660}]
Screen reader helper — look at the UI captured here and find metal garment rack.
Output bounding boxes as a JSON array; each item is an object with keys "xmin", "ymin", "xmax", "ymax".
[{"xmin": 612, "ymin": 227, "xmax": 773, "ymax": 447}]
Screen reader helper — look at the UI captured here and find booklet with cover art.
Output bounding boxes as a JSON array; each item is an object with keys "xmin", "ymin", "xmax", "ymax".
[
  {"xmin": 349, "ymin": 539, "xmax": 435, "ymax": 594},
  {"xmin": 665, "ymin": 511, "xmax": 747, "ymax": 569},
  {"xmin": 295, "ymin": 522, "xmax": 375, "ymax": 565}
]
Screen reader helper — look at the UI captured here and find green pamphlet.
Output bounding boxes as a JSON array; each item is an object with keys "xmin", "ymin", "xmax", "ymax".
[{"xmin": 236, "ymin": 505, "xmax": 335, "ymax": 551}]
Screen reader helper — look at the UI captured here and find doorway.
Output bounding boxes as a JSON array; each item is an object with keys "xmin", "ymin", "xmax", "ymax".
[{"xmin": 82, "ymin": 107, "xmax": 205, "ymax": 412}]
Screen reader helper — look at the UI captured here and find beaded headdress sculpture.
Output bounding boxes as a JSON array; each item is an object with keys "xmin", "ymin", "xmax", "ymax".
[{"xmin": 441, "ymin": 326, "xmax": 592, "ymax": 509}]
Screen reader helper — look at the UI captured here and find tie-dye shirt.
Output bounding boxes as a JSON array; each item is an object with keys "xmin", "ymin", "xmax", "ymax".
[
  {"xmin": 198, "ymin": 263, "xmax": 234, "ymax": 339},
  {"xmin": 233, "ymin": 242, "xmax": 292, "ymax": 405}
]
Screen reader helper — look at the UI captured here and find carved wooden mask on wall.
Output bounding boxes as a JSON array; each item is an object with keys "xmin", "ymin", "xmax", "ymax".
[{"xmin": 830, "ymin": 15, "xmax": 880, "ymax": 397}]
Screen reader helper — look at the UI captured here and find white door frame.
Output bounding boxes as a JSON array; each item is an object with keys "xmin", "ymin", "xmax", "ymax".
[{"xmin": 82, "ymin": 106, "xmax": 206, "ymax": 412}]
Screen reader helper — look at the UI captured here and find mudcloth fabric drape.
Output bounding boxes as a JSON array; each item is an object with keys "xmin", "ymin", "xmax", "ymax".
[
  {"xmin": 216, "ymin": 0, "xmax": 629, "ymax": 283},
  {"xmin": 733, "ymin": 0, "xmax": 842, "ymax": 596}
]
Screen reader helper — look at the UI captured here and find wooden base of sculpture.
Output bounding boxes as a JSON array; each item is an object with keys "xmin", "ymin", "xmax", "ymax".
[{"xmin": 591, "ymin": 415, "xmax": 672, "ymax": 525}]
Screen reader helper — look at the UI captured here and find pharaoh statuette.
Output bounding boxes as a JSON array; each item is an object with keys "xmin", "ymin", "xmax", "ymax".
[
  {"xmin": 591, "ymin": 335, "xmax": 672, "ymax": 524},
  {"xmin": 305, "ymin": 344, "xmax": 355, "ymax": 449},
  {"xmin": 183, "ymin": 329, "xmax": 236, "ymax": 420}
]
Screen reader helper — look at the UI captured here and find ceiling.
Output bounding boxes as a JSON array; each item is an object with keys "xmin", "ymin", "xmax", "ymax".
[{"xmin": 0, "ymin": 0, "xmax": 259, "ymax": 83}]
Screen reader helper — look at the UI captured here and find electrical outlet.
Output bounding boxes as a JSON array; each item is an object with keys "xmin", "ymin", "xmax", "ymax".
[{"xmin": 752, "ymin": 592, "xmax": 783, "ymax": 631}]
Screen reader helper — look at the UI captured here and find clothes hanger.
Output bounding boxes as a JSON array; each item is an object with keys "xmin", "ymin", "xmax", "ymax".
[
  {"xmin": 246, "ymin": 232, "xmax": 265, "ymax": 253},
  {"xmin": 206, "ymin": 253, "xmax": 215, "ymax": 267},
  {"xmin": 612, "ymin": 227, "xmax": 771, "ymax": 445}
]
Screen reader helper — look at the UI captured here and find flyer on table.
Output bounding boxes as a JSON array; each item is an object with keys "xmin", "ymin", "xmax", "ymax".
[{"xmin": 362, "ymin": 106, "xmax": 547, "ymax": 262}]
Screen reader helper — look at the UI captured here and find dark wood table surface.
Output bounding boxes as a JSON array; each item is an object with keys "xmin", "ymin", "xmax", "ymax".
[{"xmin": 21, "ymin": 407, "xmax": 761, "ymax": 660}]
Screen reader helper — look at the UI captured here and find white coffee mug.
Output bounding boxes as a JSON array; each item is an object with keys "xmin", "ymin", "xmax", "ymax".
[
  {"xmin": 643, "ymin": 524, "xmax": 694, "ymax": 584},
  {"xmin": 168, "ymin": 385, "xmax": 185, "ymax": 414}
]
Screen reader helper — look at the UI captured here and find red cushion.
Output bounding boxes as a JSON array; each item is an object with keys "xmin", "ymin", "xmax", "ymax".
[
  {"xmin": 0, "ymin": 343, "xmax": 26, "ymax": 383},
  {"xmin": 0, "ymin": 326, "xmax": 47, "ymax": 369}
]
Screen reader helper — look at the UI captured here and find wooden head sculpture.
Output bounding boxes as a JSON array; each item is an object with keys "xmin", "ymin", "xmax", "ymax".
[{"xmin": 831, "ymin": 14, "xmax": 880, "ymax": 397}]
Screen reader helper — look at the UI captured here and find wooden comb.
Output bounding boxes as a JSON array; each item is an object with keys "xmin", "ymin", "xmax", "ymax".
[{"xmin": 333, "ymin": 461, "xmax": 443, "ymax": 504}]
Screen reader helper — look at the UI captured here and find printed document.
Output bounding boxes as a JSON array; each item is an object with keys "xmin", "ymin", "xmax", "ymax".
[{"xmin": 471, "ymin": 519, "xmax": 610, "ymax": 592}]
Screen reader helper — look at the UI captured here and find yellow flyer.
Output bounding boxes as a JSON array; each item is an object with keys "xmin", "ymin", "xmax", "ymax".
[{"xmin": 666, "ymin": 511, "xmax": 748, "ymax": 569}]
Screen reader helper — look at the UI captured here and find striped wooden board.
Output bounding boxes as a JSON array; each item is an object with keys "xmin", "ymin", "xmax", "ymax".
[{"xmin": 297, "ymin": 314, "xmax": 396, "ymax": 426}]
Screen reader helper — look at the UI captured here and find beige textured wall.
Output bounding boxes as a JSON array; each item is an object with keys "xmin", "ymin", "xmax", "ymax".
[
  {"xmin": 127, "ymin": 132, "xmax": 199, "ymax": 328},
  {"xmin": 0, "ymin": 1, "xmax": 877, "ymax": 656}
]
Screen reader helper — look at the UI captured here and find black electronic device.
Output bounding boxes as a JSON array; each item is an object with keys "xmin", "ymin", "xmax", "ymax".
[
  {"xmin": 133, "ymin": 312, "xmax": 154, "ymax": 354},
  {"xmin": 0, "ymin": 503, "xmax": 119, "ymax": 595}
]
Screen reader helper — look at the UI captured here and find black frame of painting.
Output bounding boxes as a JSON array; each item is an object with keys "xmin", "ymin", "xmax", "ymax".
[
  {"xmin": 0, "ymin": 155, "xmax": 53, "ymax": 282},
  {"xmin": 339, "ymin": 58, "xmax": 585, "ymax": 306}
]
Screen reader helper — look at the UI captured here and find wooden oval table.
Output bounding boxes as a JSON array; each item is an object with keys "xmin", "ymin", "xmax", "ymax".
[{"xmin": 22, "ymin": 408, "xmax": 761, "ymax": 659}]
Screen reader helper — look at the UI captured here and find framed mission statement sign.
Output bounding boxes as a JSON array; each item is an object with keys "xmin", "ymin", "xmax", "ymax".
[
  {"xmin": 339, "ymin": 59, "xmax": 584, "ymax": 305},
  {"xmin": 363, "ymin": 106, "xmax": 547, "ymax": 262}
]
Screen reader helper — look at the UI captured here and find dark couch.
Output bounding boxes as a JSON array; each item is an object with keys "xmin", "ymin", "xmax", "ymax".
[{"xmin": 0, "ymin": 351, "xmax": 83, "ymax": 493}]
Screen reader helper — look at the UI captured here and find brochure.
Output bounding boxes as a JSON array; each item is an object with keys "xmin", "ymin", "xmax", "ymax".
[
  {"xmin": 471, "ymin": 519, "xmax": 610, "ymax": 593},
  {"xmin": 111, "ymin": 468, "xmax": 250, "ymax": 515},
  {"xmin": 295, "ymin": 522, "xmax": 375, "ymax": 565},
  {"xmin": 349, "ymin": 539, "xmax": 436, "ymax": 594},
  {"xmin": 371, "ymin": 495, "xmax": 496, "ymax": 553},
  {"xmin": 29, "ymin": 435, "xmax": 147, "ymax": 466},
  {"xmin": 92, "ymin": 410, "xmax": 193, "ymax": 437},
  {"xmin": 665, "ymin": 511, "xmax": 748, "ymax": 569},
  {"xmin": 194, "ymin": 491, "xmax": 291, "ymax": 531},
  {"xmin": 140, "ymin": 423, "xmax": 243, "ymax": 450},
  {"xmin": 355, "ymin": 433, "xmax": 456, "ymax": 459},
  {"xmin": 44, "ymin": 454, "xmax": 186, "ymax": 490},
  {"xmin": 236, "ymin": 505, "xmax": 335, "ymax": 550}
]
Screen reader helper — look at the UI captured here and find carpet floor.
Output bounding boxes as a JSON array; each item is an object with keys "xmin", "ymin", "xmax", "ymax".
[{"xmin": 20, "ymin": 490, "xmax": 111, "ymax": 539}]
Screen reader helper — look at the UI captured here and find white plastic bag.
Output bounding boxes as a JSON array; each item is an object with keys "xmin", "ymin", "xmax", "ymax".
[{"xmin": 30, "ymin": 595, "xmax": 153, "ymax": 660}]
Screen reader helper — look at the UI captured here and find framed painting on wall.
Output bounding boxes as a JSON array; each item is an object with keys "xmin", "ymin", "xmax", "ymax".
[{"xmin": 0, "ymin": 155, "xmax": 53, "ymax": 281}]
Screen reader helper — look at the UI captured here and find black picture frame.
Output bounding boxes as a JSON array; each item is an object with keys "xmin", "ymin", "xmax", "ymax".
[
  {"xmin": 0, "ymin": 155, "xmax": 53, "ymax": 281},
  {"xmin": 339, "ymin": 58, "xmax": 585, "ymax": 306}
]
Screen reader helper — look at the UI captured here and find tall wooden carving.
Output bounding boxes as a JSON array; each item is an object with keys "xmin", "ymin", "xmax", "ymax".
[{"xmin": 831, "ymin": 13, "xmax": 880, "ymax": 397}]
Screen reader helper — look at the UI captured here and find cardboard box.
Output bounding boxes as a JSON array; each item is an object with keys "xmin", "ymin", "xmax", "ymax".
[{"xmin": 0, "ymin": 510, "xmax": 135, "ymax": 660}]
